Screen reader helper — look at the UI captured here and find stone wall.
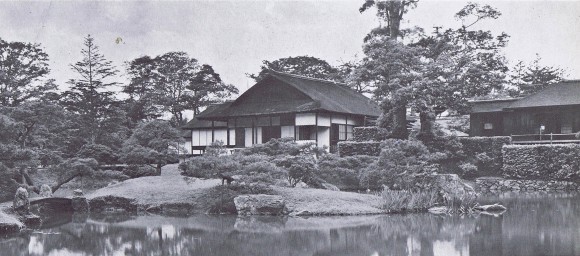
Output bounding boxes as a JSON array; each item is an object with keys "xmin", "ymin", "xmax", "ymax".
[{"xmin": 475, "ymin": 177, "xmax": 580, "ymax": 191}]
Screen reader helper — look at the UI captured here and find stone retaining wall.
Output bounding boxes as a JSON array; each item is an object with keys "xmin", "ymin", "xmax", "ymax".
[{"xmin": 475, "ymin": 177, "xmax": 580, "ymax": 191}]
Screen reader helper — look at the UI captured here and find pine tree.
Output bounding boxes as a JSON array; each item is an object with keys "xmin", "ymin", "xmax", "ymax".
[{"xmin": 62, "ymin": 35, "xmax": 126, "ymax": 149}]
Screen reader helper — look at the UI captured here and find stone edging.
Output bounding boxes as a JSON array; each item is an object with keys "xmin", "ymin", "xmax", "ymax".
[{"xmin": 475, "ymin": 177, "xmax": 580, "ymax": 191}]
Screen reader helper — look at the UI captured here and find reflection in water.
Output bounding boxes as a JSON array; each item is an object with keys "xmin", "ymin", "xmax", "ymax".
[{"xmin": 0, "ymin": 192, "xmax": 579, "ymax": 256}]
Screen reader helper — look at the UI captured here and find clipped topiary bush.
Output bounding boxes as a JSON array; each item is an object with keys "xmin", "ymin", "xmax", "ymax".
[
  {"xmin": 179, "ymin": 155, "xmax": 241, "ymax": 178},
  {"xmin": 503, "ymin": 144, "xmax": 580, "ymax": 182},
  {"xmin": 318, "ymin": 154, "xmax": 377, "ymax": 190},
  {"xmin": 458, "ymin": 136, "xmax": 511, "ymax": 177},
  {"xmin": 122, "ymin": 165, "xmax": 157, "ymax": 179},
  {"xmin": 353, "ymin": 127, "xmax": 390, "ymax": 142},
  {"xmin": 337, "ymin": 141, "xmax": 381, "ymax": 157}
]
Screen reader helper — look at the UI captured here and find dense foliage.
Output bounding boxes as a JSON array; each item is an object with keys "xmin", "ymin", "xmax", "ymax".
[{"xmin": 503, "ymin": 144, "xmax": 580, "ymax": 182}]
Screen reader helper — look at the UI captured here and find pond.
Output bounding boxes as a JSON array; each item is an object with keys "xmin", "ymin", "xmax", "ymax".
[{"xmin": 1, "ymin": 192, "xmax": 579, "ymax": 256}]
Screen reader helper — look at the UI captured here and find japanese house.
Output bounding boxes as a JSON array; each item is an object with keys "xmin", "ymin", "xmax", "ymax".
[
  {"xmin": 469, "ymin": 80, "xmax": 580, "ymax": 143},
  {"xmin": 181, "ymin": 70, "xmax": 381, "ymax": 155}
]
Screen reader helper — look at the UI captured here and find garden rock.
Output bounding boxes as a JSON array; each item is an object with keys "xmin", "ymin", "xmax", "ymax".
[
  {"xmin": 234, "ymin": 194, "xmax": 285, "ymax": 215},
  {"xmin": 13, "ymin": 187, "xmax": 30, "ymax": 213},
  {"xmin": 429, "ymin": 174, "xmax": 477, "ymax": 200},
  {"xmin": 39, "ymin": 184, "xmax": 53, "ymax": 198}
]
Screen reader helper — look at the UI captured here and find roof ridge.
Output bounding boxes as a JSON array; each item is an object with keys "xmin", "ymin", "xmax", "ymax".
[{"xmin": 267, "ymin": 69, "xmax": 347, "ymax": 86}]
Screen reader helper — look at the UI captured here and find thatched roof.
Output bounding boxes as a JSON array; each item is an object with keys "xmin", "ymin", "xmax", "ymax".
[{"xmin": 197, "ymin": 70, "xmax": 381, "ymax": 119}]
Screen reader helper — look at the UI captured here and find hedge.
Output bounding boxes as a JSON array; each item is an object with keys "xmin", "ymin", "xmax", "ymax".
[
  {"xmin": 337, "ymin": 141, "xmax": 381, "ymax": 157},
  {"xmin": 353, "ymin": 127, "xmax": 390, "ymax": 142},
  {"xmin": 458, "ymin": 136, "xmax": 511, "ymax": 177},
  {"xmin": 503, "ymin": 144, "xmax": 580, "ymax": 182}
]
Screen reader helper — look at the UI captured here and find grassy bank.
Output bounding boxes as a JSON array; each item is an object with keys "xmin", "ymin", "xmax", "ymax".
[{"xmin": 86, "ymin": 164, "xmax": 386, "ymax": 216}]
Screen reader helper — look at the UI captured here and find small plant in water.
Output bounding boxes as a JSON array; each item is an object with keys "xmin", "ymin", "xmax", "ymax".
[{"xmin": 381, "ymin": 189, "xmax": 439, "ymax": 213}]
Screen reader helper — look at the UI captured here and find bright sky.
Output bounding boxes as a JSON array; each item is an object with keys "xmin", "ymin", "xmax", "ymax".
[{"xmin": 1, "ymin": 1, "xmax": 579, "ymax": 102}]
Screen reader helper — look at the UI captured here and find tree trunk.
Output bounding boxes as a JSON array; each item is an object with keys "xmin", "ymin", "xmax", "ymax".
[
  {"xmin": 417, "ymin": 111, "xmax": 436, "ymax": 143},
  {"xmin": 390, "ymin": 105, "xmax": 409, "ymax": 139},
  {"xmin": 156, "ymin": 163, "xmax": 162, "ymax": 176}
]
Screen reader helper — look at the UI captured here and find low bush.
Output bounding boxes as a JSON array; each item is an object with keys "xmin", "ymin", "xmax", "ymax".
[
  {"xmin": 237, "ymin": 161, "xmax": 287, "ymax": 185},
  {"xmin": 179, "ymin": 155, "xmax": 241, "ymax": 178},
  {"xmin": 318, "ymin": 154, "xmax": 376, "ymax": 190},
  {"xmin": 458, "ymin": 136, "xmax": 511, "ymax": 177},
  {"xmin": 352, "ymin": 127, "xmax": 390, "ymax": 142},
  {"xmin": 503, "ymin": 144, "xmax": 580, "ymax": 181},
  {"xmin": 337, "ymin": 141, "xmax": 381, "ymax": 157},
  {"xmin": 240, "ymin": 137, "xmax": 315, "ymax": 156},
  {"xmin": 122, "ymin": 165, "xmax": 157, "ymax": 179},
  {"xmin": 275, "ymin": 155, "xmax": 318, "ymax": 187}
]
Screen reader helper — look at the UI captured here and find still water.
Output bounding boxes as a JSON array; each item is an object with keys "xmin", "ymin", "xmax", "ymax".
[{"xmin": 1, "ymin": 192, "xmax": 579, "ymax": 256}]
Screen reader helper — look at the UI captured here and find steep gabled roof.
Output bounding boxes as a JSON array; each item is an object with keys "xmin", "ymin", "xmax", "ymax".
[
  {"xmin": 268, "ymin": 71, "xmax": 381, "ymax": 116},
  {"xmin": 198, "ymin": 70, "xmax": 380, "ymax": 119},
  {"xmin": 505, "ymin": 80, "xmax": 580, "ymax": 109}
]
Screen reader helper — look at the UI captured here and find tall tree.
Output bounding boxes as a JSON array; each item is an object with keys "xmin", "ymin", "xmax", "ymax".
[
  {"xmin": 0, "ymin": 38, "xmax": 56, "ymax": 107},
  {"xmin": 248, "ymin": 56, "xmax": 340, "ymax": 82},
  {"xmin": 125, "ymin": 52, "xmax": 238, "ymax": 126},
  {"xmin": 507, "ymin": 54, "xmax": 566, "ymax": 97},
  {"xmin": 406, "ymin": 3, "xmax": 508, "ymax": 141},
  {"xmin": 356, "ymin": 2, "xmax": 509, "ymax": 141},
  {"xmin": 359, "ymin": 0, "xmax": 419, "ymax": 139},
  {"xmin": 61, "ymin": 35, "xmax": 127, "ymax": 149}
]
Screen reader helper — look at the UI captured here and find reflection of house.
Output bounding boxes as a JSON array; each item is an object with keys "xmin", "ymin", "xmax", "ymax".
[
  {"xmin": 469, "ymin": 80, "xmax": 580, "ymax": 143},
  {"xmin": 182, "ymin": 70, "xmax": 381, "ymax": 155}
]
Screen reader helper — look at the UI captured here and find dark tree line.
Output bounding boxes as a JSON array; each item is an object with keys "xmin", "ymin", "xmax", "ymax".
[{"xmin": 0, "ymin": 35, "xmax": 233, "ymax": 196}]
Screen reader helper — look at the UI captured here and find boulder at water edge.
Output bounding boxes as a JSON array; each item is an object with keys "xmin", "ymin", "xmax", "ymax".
[
  {"xmin": 234, "ymin": 194, "xmax": 286, "ymax": 215},
  {"xmin": 13, "ymin": 187, "xmax": 30, "ymax": 213}
]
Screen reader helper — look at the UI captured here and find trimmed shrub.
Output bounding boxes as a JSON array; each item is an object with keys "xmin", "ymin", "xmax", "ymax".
[
  {"xmin": 237, "ymin": 161, "xmax": 288, "ymax": 185},
  {"xmin": 275, "ymin": 155, "xmax": 318, "ymax": 187},
  {"xmin": 353, "ymin": 127, "xmax": 390, "ymax": 142},
  {"xmin": 337, "ymin": 141, "xmax": 381, "ymax": 157},
  {"xmin": 123, "ymin": 165, "xmax": 157, "ymax": 178},
  {"xmin": 503, "ymin": 144, "xmax": 580, "ymax": 182},
  {"xmin": 359, "ymin": 139, "xmax": 439, "ymax": 190},
  {"xmin": 241, "ymin": 137, "xmax": 314, "ymax": 156},
  {"xmin": 458, "ymin": 136, "xmax": 511, "ymax": 177},
  {"xmin": 179, "ymin": 155, "xmax": 241, "ymax": 178},
  {"xmin": 318, "ymin": 154, "xmax": 377, "ymax": 190}
]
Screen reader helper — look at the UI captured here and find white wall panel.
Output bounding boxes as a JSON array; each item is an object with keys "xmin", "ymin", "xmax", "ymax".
[
  {"xmin": 281, "ymin": 126, "xmax": 295, "ymax": 138},
  {"xmin": 296, "ymin": 113, "xmax": 316, "ymax": 125},
  {"xmin": 318, "ymin": 114, "xmax": 331, "ymax": 127}
]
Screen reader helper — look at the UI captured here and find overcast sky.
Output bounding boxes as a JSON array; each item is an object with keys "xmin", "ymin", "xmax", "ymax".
[{"xmin": 1, "ymin": 1, "xmax": 579, "ymax": 98}]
